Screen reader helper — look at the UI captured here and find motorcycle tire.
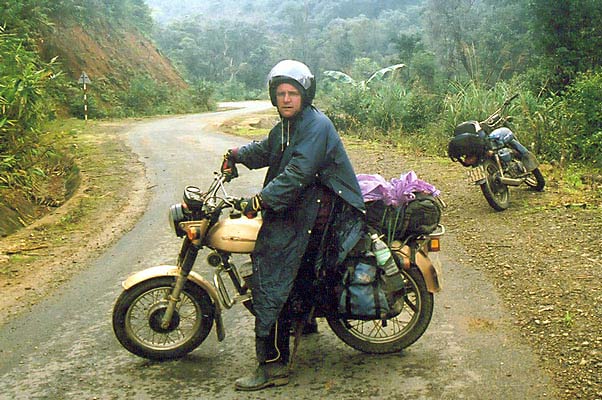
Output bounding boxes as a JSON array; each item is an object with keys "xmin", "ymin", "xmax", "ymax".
[
  {"xmin": 112, "ymin": 276, "xmax": 214, "ymax": 361},
  {"xmin": 326, "ymin": 265, "xmax": 433, "ymax": 354},
  {"xmin": 479, "ymin": 158, "xmax": 510, "ymax": 211},
  {"xmin": 525, "ymin": 168, "xmax": 545, "ymax": 192}
]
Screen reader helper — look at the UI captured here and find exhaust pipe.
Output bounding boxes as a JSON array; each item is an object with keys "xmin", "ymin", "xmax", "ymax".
[{"xmin": 499, "ymin": 176, "xmax": 523, "ymax": 186}]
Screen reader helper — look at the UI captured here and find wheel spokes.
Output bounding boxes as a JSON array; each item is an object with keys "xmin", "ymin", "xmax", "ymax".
[
  {"xmin": 125, "ymin": 286, "xmax": 201, "ymax": 350},
  {"xmin": 340, "ymin": 272, "xmax": 422, "ymax": 344}
]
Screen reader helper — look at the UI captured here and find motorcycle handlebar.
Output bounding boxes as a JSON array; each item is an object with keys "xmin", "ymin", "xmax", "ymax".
[
  {"xmin": 503, "ymin": 93, "xmax": 519, "ymax": 107},
  {"xmin": 480, "ymin": 94, "xmax": 519, "ymax": 130}
]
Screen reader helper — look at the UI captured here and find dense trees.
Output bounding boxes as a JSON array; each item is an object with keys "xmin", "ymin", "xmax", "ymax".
[
  {"xmin": 2, "ymin": 0, "xmax": 602, "ymax": 173},
  {"xmin": 529, "ymin": 0, "xmax": 602, "ymax": 91},
  {"xmin": 151, "ymin": 0, "xmax": 422, "ymax": 91},
  {"xmin": 1, "ymin": 4, "xmax": 59, "ymax": 190},
  {"xmin": 155, "ymin": 17, "xmax": 273, "ymax": 96},
  {"xmin": 148, "ymin": 0, "xmax": 601, "ymax": 167}
]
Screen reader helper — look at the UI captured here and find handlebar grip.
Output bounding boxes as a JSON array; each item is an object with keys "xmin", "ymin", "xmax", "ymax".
[{"xmin": 231, "ymin": 197, "xmax": 258, "ymax": 218}]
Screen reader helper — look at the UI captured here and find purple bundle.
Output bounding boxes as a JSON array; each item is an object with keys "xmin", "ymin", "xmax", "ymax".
[{"xmin": 357, "ymin": 171, "xmax": 440, "ymax": 206}]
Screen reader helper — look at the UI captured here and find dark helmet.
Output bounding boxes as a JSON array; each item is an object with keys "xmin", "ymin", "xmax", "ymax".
[
  {"xmin": 448, "ymin": 133, "xmax": 487, "ymax": 166},
  {"xmin": 453, "ymin": 120, "xmax": 482, "ymax": 136},
  {"xmin": 267, "ymin": 59, "xmax": 316, "ymax": 106}
]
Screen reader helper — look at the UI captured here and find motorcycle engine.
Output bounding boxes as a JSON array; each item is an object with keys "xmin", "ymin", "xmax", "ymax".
[
  {"xmin": 507, "ymin": 160, "xmax": 526, "ymax": 177},
  {"xmin": 497, "ymin": 148, "xmax": 513, "ymax": 163}
]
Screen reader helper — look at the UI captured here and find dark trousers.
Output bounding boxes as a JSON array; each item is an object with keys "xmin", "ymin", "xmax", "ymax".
[{"xmin": 262, "ymin": 188, "xmax": 333, "ymax": 360}]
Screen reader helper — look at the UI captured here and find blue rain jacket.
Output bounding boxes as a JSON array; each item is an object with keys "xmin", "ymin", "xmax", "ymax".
[{"xmin": 235, "ymin": 105, "xmax": 365, "ymax": 337}]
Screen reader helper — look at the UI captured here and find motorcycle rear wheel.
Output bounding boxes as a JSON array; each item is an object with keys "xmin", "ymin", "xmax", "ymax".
[
  {"xmin": 327, "ymin": 265, "xmax": 433, "ymax": 354},
  {"xmin": 480, "ymin": 158, "xmax": 510, "ymax": 211},
  {"xmin": 525, "ymin": 168, "xmax": 545, "ymax": 191},
  {"xmin": 112, "ymin": 277, "xmax": 214, "ymax": 360}
]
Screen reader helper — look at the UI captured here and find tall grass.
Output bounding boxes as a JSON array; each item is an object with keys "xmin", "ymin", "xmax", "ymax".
[{"xmin": 323, "ymin": 71, "xmax": 602, "ymax": 170}]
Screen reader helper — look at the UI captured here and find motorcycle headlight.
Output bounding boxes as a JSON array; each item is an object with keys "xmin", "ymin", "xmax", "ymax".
[{"xmin": 169, "ymin": 203, "xmax": 187, "ymax": 237}]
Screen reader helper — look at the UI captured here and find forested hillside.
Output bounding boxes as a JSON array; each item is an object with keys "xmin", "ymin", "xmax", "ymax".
[
  {"xmin": 0, "ymin": 1, "xmax": 210, "ymax": 236},
  {"xmin": 2, "ymin": 0, "xmax": 601, "ymax": 235},
  {"xmin": 147, "ymin": 0, "xmax": 602, "ymax": 174}
]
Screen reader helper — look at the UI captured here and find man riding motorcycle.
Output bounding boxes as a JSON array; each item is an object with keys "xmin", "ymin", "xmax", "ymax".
[{"xmin": 220, "ymin": 59, "xmax": 366, "ymax": 391}]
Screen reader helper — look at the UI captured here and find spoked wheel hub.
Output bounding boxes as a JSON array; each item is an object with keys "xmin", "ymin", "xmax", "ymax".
[
  {"xmin": 112, "ymin": 277, "xmax": 215, "ymax": 360},
  {"xmin": 480, "ymin": 158, "xmax": 510, "ymax": 210},
  {"xmin": 490, "ymin": 173, "xmax": 505, "ymax": 193},
  {"xmin": 148, "ymin": 304, "xmax": 181, "ymax": 333}
]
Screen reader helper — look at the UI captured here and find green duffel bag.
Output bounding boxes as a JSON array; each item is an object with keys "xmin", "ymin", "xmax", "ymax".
[{"xmin": 365, "ymin": 192, "xmax": 442, "ymax": 240}]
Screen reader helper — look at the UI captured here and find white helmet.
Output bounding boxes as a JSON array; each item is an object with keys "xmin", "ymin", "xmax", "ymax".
[{"xmin": 267, "ymin": 59, "xmax": 316, "ymax": 106}]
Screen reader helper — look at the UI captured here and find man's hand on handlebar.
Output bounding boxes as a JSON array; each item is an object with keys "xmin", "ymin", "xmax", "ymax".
[
  {"xmin": 235, "ymin": 194, "xmax": 263, "ymax": 218},
  {"xmin": 220, "ymin": 149, "xmax": 238, "ymax": 182}
]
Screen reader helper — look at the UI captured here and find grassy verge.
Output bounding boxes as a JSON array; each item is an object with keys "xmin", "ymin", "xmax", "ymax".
[{"xmin": 0, "ymin": 117, "xmax": 146, "ymax": 300}]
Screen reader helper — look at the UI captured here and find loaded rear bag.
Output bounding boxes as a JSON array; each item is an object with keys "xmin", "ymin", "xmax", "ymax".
[{"xmin": 365, "ymin": 192, "xmax": 442, "ymax": 239}]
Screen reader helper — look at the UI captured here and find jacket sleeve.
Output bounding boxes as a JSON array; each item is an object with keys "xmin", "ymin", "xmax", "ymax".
[
  {"xmin": 235, "ymin": 137, "xmax": 273, "ymax": 170},
  {"xmin": 260, "ymin": 118, "xmax": 332, "ymax": 211}
]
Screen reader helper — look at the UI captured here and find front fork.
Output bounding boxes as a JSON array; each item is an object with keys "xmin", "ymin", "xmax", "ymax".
[
  {"xmin": 161, "ymin": 238, "xmax": 199, "ymax": 329},
  {"xmin": 493, "ymin": 154, "xmax": 505, "ymax": 178}
]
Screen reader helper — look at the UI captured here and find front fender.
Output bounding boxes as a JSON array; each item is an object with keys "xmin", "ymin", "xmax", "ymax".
[{"xmin": 121, "ymin": 265, "xmax": 226, "ymax": 341}]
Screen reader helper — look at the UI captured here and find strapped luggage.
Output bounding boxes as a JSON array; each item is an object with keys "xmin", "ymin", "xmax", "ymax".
[
  {"xmin": 365, "ymin": 192, "xmax": 442, "ymax": 240},
  {"xmin": 337, "ymin": 257, "xmax": 389, "ymax": 320}
]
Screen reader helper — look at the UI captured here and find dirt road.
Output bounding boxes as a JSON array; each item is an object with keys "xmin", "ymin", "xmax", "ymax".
[{"xmin": 1, "ymin": 102, "xmax": 600, "ymax": 399}]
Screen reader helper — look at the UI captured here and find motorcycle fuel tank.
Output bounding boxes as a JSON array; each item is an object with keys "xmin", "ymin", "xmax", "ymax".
[{"xmin": 207, "ymin": 214, "xmax": 262, "ymax": 253}]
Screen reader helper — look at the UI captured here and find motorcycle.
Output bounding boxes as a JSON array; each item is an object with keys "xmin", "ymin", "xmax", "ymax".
[
  {"xmin": 112, "ymin": 172, "xmax": 445, "ymax": 361},
  {"xmin": 448, "ymin": 94, "xmax": 545, "ymax": 211}
]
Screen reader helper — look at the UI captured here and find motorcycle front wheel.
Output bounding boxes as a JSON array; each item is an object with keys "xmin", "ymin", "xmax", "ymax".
[
  {"xmin": 525, "ymin": 168, "xmax": 545, "ymax": 191},
  {"xmin": 479, "ymin": 158, "xmax": 510, "ymax": 211},
  {"xmin": 112, "ymin": 277, "xmax": 214, "ymax": 360},
  {"xmin": 327, "ymin": 265, "xmax": 433, "ymax": 354}
]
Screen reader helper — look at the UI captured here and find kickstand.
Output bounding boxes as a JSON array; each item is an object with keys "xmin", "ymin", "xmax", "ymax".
[{"xmin": 289, "ymin": 307, "xmax": 314, "ymax": 370}]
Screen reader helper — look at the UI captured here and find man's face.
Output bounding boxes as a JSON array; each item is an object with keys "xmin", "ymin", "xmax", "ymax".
[{"xmin": 275, "ymin": 82, "xmax": 303, "ymax": 118}]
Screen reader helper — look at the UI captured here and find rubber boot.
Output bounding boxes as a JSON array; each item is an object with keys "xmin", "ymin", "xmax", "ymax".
[
  {"xmin": 264, "ymin": 320, "xmax": 290, "ymax": 378},
  {"xmin": 234, "ymin": 336, "xmax": 289, "ymax": 391},
  {"xmin": 275, "ymin": 318, "xmax": 291, "ymax": 365}
]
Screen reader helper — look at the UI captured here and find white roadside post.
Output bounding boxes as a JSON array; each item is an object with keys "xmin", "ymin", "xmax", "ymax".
[{"xmin": 78, "ymin": 72, "xmax": 91, "ymax": 121}]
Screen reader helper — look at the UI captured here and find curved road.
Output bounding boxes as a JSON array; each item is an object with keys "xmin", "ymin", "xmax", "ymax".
[{"xmin": 0, "ymin": 102, "xmax": 558, "ymax": 399}]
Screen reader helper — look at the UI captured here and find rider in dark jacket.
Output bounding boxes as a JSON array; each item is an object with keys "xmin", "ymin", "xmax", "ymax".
[{"xmin": 221, "ymin": 60, "xmax": 365, "ymax": 391}]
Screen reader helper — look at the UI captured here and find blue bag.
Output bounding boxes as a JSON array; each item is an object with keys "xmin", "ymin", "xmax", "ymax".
[{"xmin": 338, "ymin": 258, "xmax": 389, "ymax": 320}]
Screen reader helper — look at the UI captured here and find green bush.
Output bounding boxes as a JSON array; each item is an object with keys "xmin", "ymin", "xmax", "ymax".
[
  {"xmin": 0, "ymin": 26, "xmax": 59, "ymax": 189},
  {"xmin": 515, "ymin": 70, "xmax": 602, "ymax": 166},
  {"xmin": 213, "ymin": 80, "xmax": 262, "ymax": 101},
  {"xmin": 187, "ymin": 80, "xmax": 216, "ymax": 111},
  {"xmin": 321, "ymin": 78, "xmax": 443, "ymax": 148},
  {"xmin": 562, "ymin": 70, "xmax": 602, "ymax": 166},
  {"xmin": 399, "ymin": 86, "xmax": 443, "ymax": 133},
  {"xmin": 119, "ymin": 75, "xmax": 169, "ymax": 116}
]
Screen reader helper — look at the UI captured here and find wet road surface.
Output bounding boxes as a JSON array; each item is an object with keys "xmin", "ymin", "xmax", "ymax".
[{"xmin": 0, "ymin": 102, "xmax": 559, "ymax": 399}]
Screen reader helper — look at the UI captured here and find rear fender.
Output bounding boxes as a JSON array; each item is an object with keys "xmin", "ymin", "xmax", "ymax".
[
  {"xmin": 393, "ymin": 246, "xmax": 441, "ymax": 293},
  {"xmin": 415, "ymin": 249, "xmax": 442, "ymax": 293},
  {"xmin": 121, "ymin": 265, "xmax": 226, "ymax": 341}
]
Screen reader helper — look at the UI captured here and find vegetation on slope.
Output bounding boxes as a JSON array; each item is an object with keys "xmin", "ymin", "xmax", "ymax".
[{"xmin": 0, "ymin": 0, "xmax": 212, "ymax": 235}]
